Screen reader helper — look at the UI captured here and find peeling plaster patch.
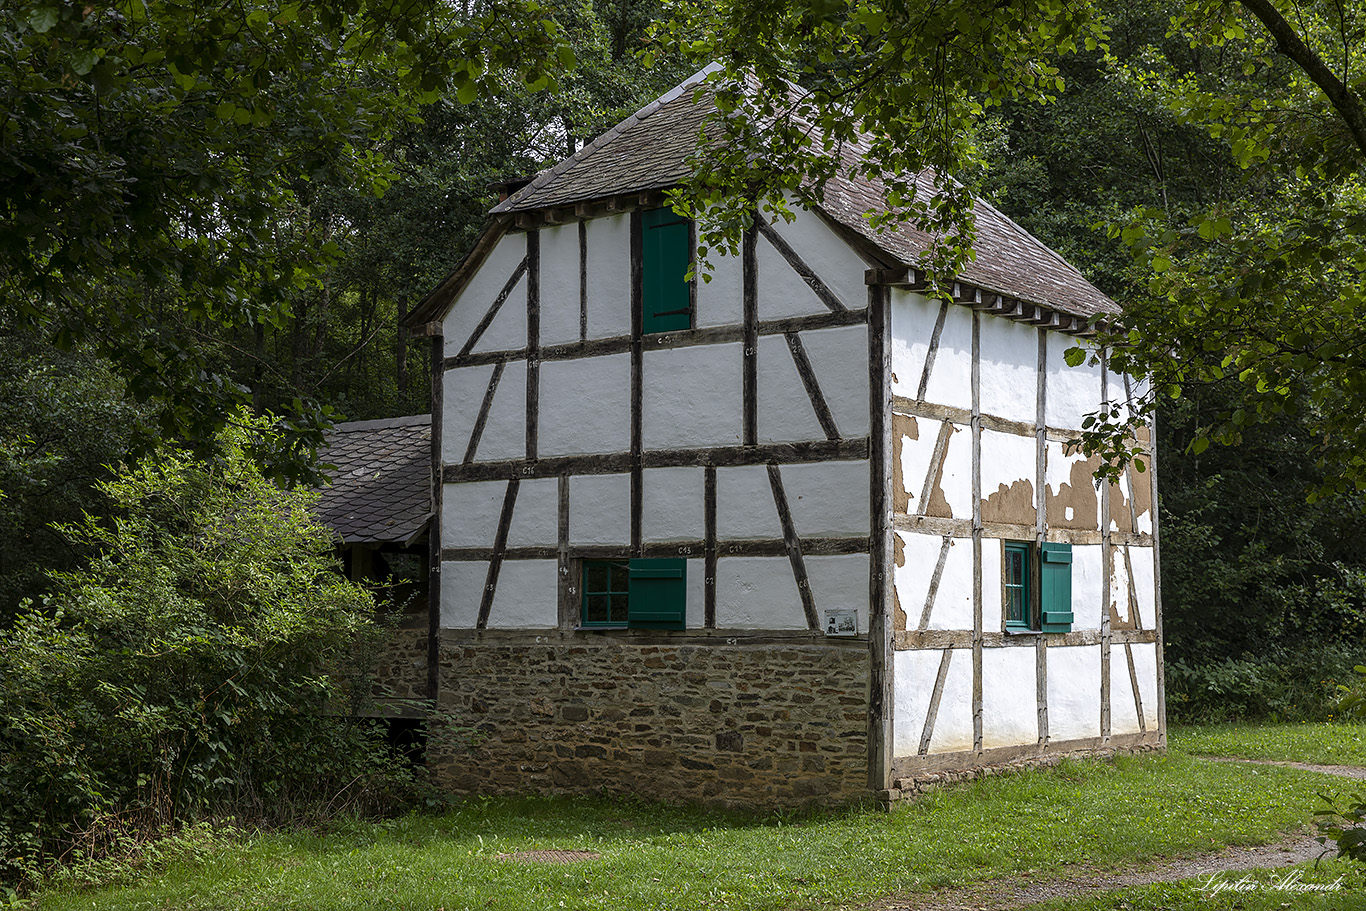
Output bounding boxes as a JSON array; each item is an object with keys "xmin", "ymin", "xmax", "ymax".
[
  {"xmin": 1108, "ymin": 545, "xmax": 1135, "ymax": 631},
  {"xmin": 891, "ymin": 413, "xmax": 919, "ymax": 514},
  {"xmin": 980, "ymin": 428, "xmax": 1037, "ymax": 526},
  {"xmin": 982, "ymin": 480, "xmax": 1036, "ymax": 527},
  {"xmin": 1130, "ymin": 461, "xmax": 1154, "ymax": 533},
  {"xmin": 1108, "ymin": 480, "xmax": 1133, "ymax": 534},
  {"xmin": 924, "ymin": 424, "xmax": 966, "ymax": 519},
  {"xmin": 1045, "ymin": 446, "xmax": 1101, "ymax": 530},
  {"xmin": 893, "ymin": 534, "xmax": 908, "ymax": 631}
]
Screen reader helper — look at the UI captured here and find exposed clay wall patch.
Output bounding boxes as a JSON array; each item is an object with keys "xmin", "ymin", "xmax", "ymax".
[{"xmin": 982, "ymin": 479, "xmax": 1036, "ymax": 527}]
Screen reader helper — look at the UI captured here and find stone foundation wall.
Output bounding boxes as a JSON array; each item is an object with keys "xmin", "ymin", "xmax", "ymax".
[
  {"xmin": 367, "ymin": 619, "xmax": 429, "ymax": 716},
  {"xmin": 429, "ymin": 633, "xmax": 871, "ymax": 808}
]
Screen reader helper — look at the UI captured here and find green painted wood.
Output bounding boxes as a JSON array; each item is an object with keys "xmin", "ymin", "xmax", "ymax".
[
  {"xmin": 1040, "ymin": 541, "xmax": 1074, "ymax": 632},
  {"xmin": 641, "ymin": 208, "xmax": 691, "ymax": 334},
  {"xmin": 628, "ymin": 557, "xmax": 687, "ymax": 629},
  {"xmin": 1004, "ymin": 541, "xmax": 1031, "ymax": 629}
]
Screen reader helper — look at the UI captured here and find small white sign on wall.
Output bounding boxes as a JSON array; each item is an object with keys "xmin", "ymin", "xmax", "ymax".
[{"xmin": 822, "ymin": 608, "xmax": 858, "ymax": 637}]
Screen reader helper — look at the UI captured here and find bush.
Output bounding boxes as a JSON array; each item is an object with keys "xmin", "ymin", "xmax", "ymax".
[
  {"xmin": 1165, "ymin": 644, "xmax": 1366, "ymax": 723},
  {"xmin": 0, "ymin": 414, "xmax": 424, "ymax": 888}
]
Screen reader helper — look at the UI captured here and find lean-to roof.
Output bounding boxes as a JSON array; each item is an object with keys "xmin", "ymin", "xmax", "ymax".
[{"xmin": 315, "ymin": 414, "xmax": 432, "ymax": 546}]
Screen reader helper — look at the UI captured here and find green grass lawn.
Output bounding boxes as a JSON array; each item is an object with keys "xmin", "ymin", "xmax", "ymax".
[
  {"xmin": 1171, "ymin": 721, "xmax": 1366, "ymax": 766},
  {"xmin": 21, "ymin": 724, "xmax": 1366, "ymax": 911}
]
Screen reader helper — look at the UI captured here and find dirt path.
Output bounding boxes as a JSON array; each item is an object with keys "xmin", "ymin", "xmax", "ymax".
[{"xmin": 870, "ymin": 758, "xmax": 1360, "ymax": 910}]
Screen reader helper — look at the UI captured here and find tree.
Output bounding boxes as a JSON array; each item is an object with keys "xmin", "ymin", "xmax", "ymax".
[
  {"xmin": 667, "ymin": 0, "xmax": 1366, "ymax": 493},
  {"xmin": 1, "ymin": 1, "xmax": 569, "ymax": 478}
]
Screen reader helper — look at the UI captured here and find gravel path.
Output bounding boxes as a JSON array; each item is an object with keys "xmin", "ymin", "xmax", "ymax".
[{"xmin": 869, "ymin": 758, "xmax": 1361, "ymax": 910}]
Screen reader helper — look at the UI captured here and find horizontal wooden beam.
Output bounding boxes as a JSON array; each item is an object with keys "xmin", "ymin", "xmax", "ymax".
[
  {"xmin": 892, "ymin": 512, "xmax": 1154, "ymax": 548},
  {"xmin": 441, "ymin": 535, "xmax": 869, "ymax": 563},
  {"xmin": 890, "ymin": 730, "xmax": 1159, "ymax": 779},
  {"xmin": 892, "ymin": 627, "xmax": 1157, "ymax": 650},
  {"xmin": 442, "ymin": 438, "xmax": 871, "ymax": 483},
  {"xmin": 438, "ymin": 627, "xmax": 871, "ymax": 647}
]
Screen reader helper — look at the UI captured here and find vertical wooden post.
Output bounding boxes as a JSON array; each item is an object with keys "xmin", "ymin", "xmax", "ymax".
[{"xmin": 867, "ymin": 283, "xmax": 893, "ymax": 793}]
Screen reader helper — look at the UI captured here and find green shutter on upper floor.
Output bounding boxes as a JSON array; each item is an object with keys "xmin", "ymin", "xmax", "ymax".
[
  {"xmin": 1039, "ymin": 542, "xmax": 1074, "ymax": 633},
  {"xmin": 627, "ymin": 557, "xmax": 687, "ymax": 629},
  {"xmin": 641, "ymin": 208, "xmax": 692, "ymax": 333}
]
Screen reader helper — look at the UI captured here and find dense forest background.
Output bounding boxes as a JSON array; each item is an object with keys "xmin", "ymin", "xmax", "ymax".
[{"xmin": 4, "ymin": 0, "xmax": 1366, "ymax": 881}]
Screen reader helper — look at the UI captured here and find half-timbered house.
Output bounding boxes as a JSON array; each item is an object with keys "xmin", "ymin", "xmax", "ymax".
[{"xmin": 399, "ymin": 69, "xmax": 1164, "ymax": 807}]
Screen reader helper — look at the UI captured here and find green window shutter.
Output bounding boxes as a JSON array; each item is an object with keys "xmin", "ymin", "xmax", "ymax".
[
  {"xmin": 1039, "ymin": 542, "xmax": 1074, "ymax": 633},
  {"xmin": 627, "ymin": 557, "xmax": 687, "ymax": 630},
  {"xmin": 641, "ymin": 208, "xmax": 691, "ymax": 334}
]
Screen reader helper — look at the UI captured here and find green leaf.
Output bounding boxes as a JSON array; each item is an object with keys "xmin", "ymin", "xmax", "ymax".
[{"xmin": 27, "ymin": 6, "xmax": 59, "ymax": 33}]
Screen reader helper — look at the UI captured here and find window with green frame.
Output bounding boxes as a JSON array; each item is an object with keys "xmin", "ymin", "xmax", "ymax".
[
  {"xmin": 1003, "ymin": 541, "xmax": 1073, "ymax": 633},
  {"xmin": 640, "ymin": 207, "xmax": 692, "ymax": 334},
  {"xmin": 580, "ymin": 557, "xmax": 687, "ymax": 630}
]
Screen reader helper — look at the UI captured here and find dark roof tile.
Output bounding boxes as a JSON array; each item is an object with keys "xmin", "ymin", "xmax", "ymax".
[{"xmin": 314, "ymin": 415, "xmax": 431, "ymax": 545}]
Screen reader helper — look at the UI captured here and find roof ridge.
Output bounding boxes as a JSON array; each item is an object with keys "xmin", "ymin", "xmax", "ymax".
[
  {"xmin": 491, "ymin": 63, "xmax": 722, "ymax": 215},
  {"xmin": 333, "ymin": 414, "xmax": 432, "ymax": 433}
]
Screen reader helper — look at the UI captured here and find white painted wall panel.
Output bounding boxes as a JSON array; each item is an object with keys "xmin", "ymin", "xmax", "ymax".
[
  {"xmin": 1045, "ymin": 333, "xmax": 1101, "ymax": 430},
  {"xmin": 757, "ymin": 334, "xmax": 827, "ymax": 443},
  {"xmin": 928, "ymin": 650, "xmax": 975, "ymax": 753},
  {"xmin": 569, "ymin": 473, "xmax": 631, "ymax": 545},
  {"xmin": 979, "ymin": 315, "xmax": 1039, "ymax": 424},
  {"xmin": 806, "ymin": 554, "xmax": 870, "ymax": 630},
  {"xmin": 774, "ymin": 209, "xmax": 869, "ymax": 311},
  {"xmin": 893, "ymin": 649, "xmax": 944, "ymax": 755},
  {"xmin": 714, "ymin": 556, "xmax": 806, "ymax": 629},
  {"xmin": 1131, "ymin": 642, "xmax": 1161, "ymax": 730},
  {"xmin": 584, "ymin": 214, "xmax": 632, "ymax": 340},
  {"xmin": 895, "ymin": 418, "xmax": 940, "ymax": 515},
  {"xmin": 779, "ymin": 460, "xmax": 870, "ymax": 537},
  {"xmin": 467, "ymin": 274, "xmax": 528, "ymax": 355},
  {"xmin": 1047, "ymin": 645, "xmax": 1101, "ymax": 741},
  {"xmin": 441, "ymin": 364, "xmax": 497, "ymax": 463},
  {"xmin": 1071, "ymin": 544, "xmax": 1105, "ymax": 630},
  {"xmin": 981, "ymin": 541, "xmax": 1002, "ymax": 629},
  {"xmin": 642, "ymin": 343, "xmax": 743, "ymax": 450},
  {"xmin": 686, "ymin": 558, "xmax": 705, "ymax": 629},
  {"xmin": 539, "ymin": 353, "xmax": 631, "ymax": 457},
  {"xmin": 937, "ymin": 425, "xmax": 973, "ymax": 519},
  {"xmin": 889, "ymin": 290, "xmax": 937, "ymax": 400},
  {"xmin": 489, "ymin": 560, "xmax": 558, "ymax": 628},
  {"xmin": 716, "ymin": 465, "xmax": 782, "ymax": 539},
  {"xmin": 800, "ymin": 324, "xmax": 870, "ymax": 438},
  {"xmin": 1109, "ymin": 644, "xmax": 1144, "ymax": 736},
  {"xmin": 980, "ymin": 428, "xmax": 1038, "ymax": 524},
  {"xmin": 756, "ymin": 228, "xmax": 837, "ymax": 322},
  {"xmin": 440, "ymin": 560, "xmax": 487, "ymax": 628},
  {"xmin": 982, "ymin": 647, "xmax": 1039, "ymax": 748},
  {"xmin": 895, "ymin": 533, "xmax": 973, "ymax": 631},
  {"xmin": 642, "ymin": 466, "xmax": 705, "ymax": 543},
  {"xmin": 504, "ymin": 477, "xmax": 558, "ymax": 548},
  {"xmin": 475, "ymin": 359, "xmax": 526, "ymax": 461},
  {"xmin": 1129, "ymin": 545, "xmax": 1157, "ymax": 630},
  {"xmin": 442, "ymin": 480, "xmax": 507, "ymax": 548},
  {"xmin": 443, "ymin": 233, "xmax": 525, "ymax": 358},
  {"xmin": 1109, "ymin": 545, "xmax": 1133, "ymax": 627},
  {"xmin": 921, "ymin": 304, "xmax": 974, "ymax": 411},
  {"xmin": 539, "ymin": 223, "xmax": 581, "ymax": 346},
  {"xmin": 695, "ymin": 246, "xmax": 743, "ymax": 329}
]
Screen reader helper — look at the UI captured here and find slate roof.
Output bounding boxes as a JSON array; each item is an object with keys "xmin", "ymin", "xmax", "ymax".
[
  {"xmin": 315, "ymin": 415, "xmax": 431, "ymax": 546},
  {"xmin": 492, "ymin": 66, "xmax": 1114, "ymax": 319}
]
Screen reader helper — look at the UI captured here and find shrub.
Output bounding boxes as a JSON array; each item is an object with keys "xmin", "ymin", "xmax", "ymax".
[{"xmin": 0, "ymin": 413, "xmax": 422, "ymax": 888}]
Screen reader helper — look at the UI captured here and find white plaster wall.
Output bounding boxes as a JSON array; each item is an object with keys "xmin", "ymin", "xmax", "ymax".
[
  {"xmin": 488, "ymin": 559, "xmax": 558, "ymax": 628},
  {"xmin": 440, "ymin": 560, "xmax": 487, "ymax": 628},
  {"xmin": 935, "ymin": 424, "xmax": 973, "ymax": 519},
  {"xmin": 779, "ymin": 460, "xmax": 870, "ymax": 537},
  {"xmin": 800, "ymin": 324, "xmax": 870, "ymax": 438},
  {"xmin": 920, "ymin": 304, "xmax": 974, "ymax": 411},
  {"xmin": 889, "ymin": 290, "xmax": 939, "ymax": 401},
  {"xmin": 981, "ymin": 540, "xmax": 1002, "ymax": 628},
  {"xmin": 539, "ymin": 353, "xmax": 631, "ymax": 457},
  {"xmin": 1109, "ymin": 545, "xmax": 1133, "ymax": 627},
  {"xmin": 539, "ymin": 223, "xmax": 581, "ymax": 346},
  {"xmin": 694, "ymin": 244, "xmax": 743, "ymax": 329},
  {"xmin": 467, "ymin": 275, "xmax": 528, "ymax": 356},
  {"xmin": 584, "ymin": 214, "xmax": 632, "ymax": 340},
  {"xmin": 757, "ymin": 334, "xmax": 828, "ymax": 443},
  {"xmin": 1131, "ymin": 641, "xmax": 1161, "ymax": 730},
  {"xmin": 980, "ymin": 428, "xmax": 1038, "ymax": 520},
  {"xmin": 982, "ymin": 647, "xmax": 1039, "ymax": 748},
  {"xmin": 756, "ymin": 238, "xmax": 832, "ymax": 322},
  {"xmin": 504, "ymin": 476, "xmax": 559, "ymax": 548},
  {"xmin": 714, "ymin": 556, "xmax": 806, "ymax": 629},
  {"xmin": 806, "ymin": 554, "xmax": 870, "ymax": 629},
  {"xmin": 715, "ymin": 465, "xmax": 782, "ymax": 540},
  {"xmin": 979, "ymin": 315, "xmax": 1039, "ymax": 424},
  {"xmin": 443, "ymin": 233, "xmax": 525, "ymax": 358},
  {"xmin": 686, "ymin": 558, "xmax": 706, "ymax": 629},
  {"xmin": 1129, "ymin": 545, "xmax": 1157, "ymax": 630},
  {"xmin": 442, "ymin": 480, "xmax": 508, "ymax": 548},
  {"xmin": 892, "ymin": 647, "xmax": 975, "ymax": 756},
  {"xmin": 1047, "ymin": 645, "xmax": 1101, "ymax": 741},
  {"xmin": 894, "ymin": 532, "xmax": 973, "ymax": 631},
  {"xmin": 569, "ymin": 473, "xmax": 631, "ymax": 545},
  {"xmin": 1045, "ymin": 440, "xmax": 1100, "ymax": 529},
  {"xmin": 641, "ymin": 466, "xmax": 706, "ymax": 543},
  {"xmin": 642, "ymin": 343, "xmax": 743, "ymax": 450},
  {"xmin": 1131, "ymin": 469, "xmax": 1155, "ymax": 535},
  {"xmin": 442, "ymin": 363, "xmax": 497, "ymax": 463},
  {"xmin": 475, "ymin": 359, "xmax": 526, "ymax": 462},
  {"xmin": 1109, "ymin": 645, "xmax": 1145, "ymax": 736},
  {"xmin": 1071, "ymin": 544, "xmax": 1105, "ymax": 630},
  {"xmin": 773, "ymin": 209, "xmax": 870, "ymax": 311},
  {"xmin": 1045, "ymin": 332, "xmax": 1101, "ymax": 430}
]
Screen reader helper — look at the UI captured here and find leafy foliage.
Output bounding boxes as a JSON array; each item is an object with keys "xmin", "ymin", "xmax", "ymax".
[{"xmin": 0, "ymin": 414, "xmax": 416, "ymax": 888}]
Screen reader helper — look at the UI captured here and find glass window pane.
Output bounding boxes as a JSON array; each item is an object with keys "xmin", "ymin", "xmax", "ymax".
[
  {"xmin": 608, "ymin": 562, "xmax": 630, "ymax": 594},
  {"xmin": 585, "ymin": 564, "xmax": 608, "ymax": 593},
  {"xmin": 610, "ymin": 594, "xmax": 629, "ymax": 623},
  {"xmin": 585, "ymin": 594, "xmax": 609, "ymax": 624}
]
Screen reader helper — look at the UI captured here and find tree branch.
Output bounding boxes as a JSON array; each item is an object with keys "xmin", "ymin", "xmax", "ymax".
[{"xmin": 1238, "ymin": 0, "xmax": 1366, "ymax": 161}]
